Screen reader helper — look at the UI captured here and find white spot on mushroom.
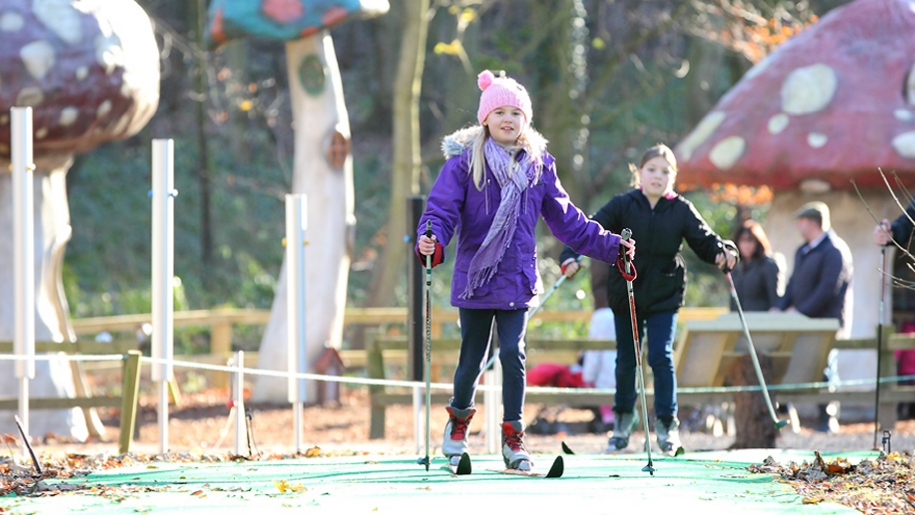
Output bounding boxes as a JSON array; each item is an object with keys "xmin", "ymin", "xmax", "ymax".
[
  {"xmin": 97, "ymin": 100, "xmax": 112, "ymax": 118},
  {"xmin": 781, "ymin": 63, "xmax": 837, "ymax": 115},
  {"xmin": 799, "ymin": 179, "xmax": 831, "ymax": 193},
  {"xmin": 59, "ymin": 107, "xmax": 79, "ymax": 126},
  {"xmin": 709, "ymin": 136, "xmax": 745, "ymax": 170},
  {"xmin": 807, "ymin": 132, "xmax": 828, "ymax": 148},
  {"xmin": 0, "ymin": 12, "xmax": 24, "ymax": 32},
  {"xmin": 20, "ymin": 41, "xmax": 55, "ymax": 80},
  {"xmin": 678, "ymin": 111, "xmax": 726, "ymax": 160},
  {"xmin": 76, "ymin": 66, "xmax": 88, "ymax": 81},
  {"xmin": 95, "ymin": 33, "xmax": 124, "ymax": 75},
  {"xmin": 892, "ymin": 131, "xmax": 915, "ymax": 159},
  {"xmin": 34, "ymin": 0, "xmax": 83, "ymax": 45},
  {"xmin": 767, "ymin": 113, "xmax": 789, "ymax": 134},
  {"xmin": 35, "ymin": 127, "xmax": 48, "ymax": 139},
  {"xmin": 16, "ymin": 87, "xmax": 44, "ymax": 107},
  {"xmin": 896, "ymin": 109, "xmax": 913, "ymax": 122}
]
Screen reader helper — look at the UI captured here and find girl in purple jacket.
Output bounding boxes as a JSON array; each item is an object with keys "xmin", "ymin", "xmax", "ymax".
[{"xmin": 416, "ymin": 70, "xmax": 634, "ymax": 471}]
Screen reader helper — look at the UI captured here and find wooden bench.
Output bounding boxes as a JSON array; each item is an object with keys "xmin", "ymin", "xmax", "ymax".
[
  {"xmin": 0, "ymin": 340, "xmax": 142, "ymax": 454},
  {"xmin": 673, "ymin": 313, "xmax": 915, "ymax": 428}
]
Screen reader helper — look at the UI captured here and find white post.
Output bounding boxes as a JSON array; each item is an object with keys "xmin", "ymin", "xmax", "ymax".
[
  {"xmin": 151, "ymin": 139, "xmax": 175, "ymax": 455},
  {"xmin": 285, "ymin": 194, "xmax": 307, "ymax": 453},
  {"xmin": 233, "ymin": 351, "xmax": 246, "ymax": 456},
  {"xmin": 12, "ymin": 107, "xmax": 35, "ymax": 440}
]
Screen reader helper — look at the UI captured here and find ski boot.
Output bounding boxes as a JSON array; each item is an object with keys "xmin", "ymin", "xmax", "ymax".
[
  {"xmin": 655, "ymin": 416, "xmax": 684, "ymax": 456},
  {"xmin": 443, "ymin": 406, "xmax": 476, "ymax": 467},
  {"xmin": 501, "ymin": 421, "xmax": 533, "ymax": 471},
  {"xmin": 604, "ymin": 409, "xmax": 638, "ymax": 453}
]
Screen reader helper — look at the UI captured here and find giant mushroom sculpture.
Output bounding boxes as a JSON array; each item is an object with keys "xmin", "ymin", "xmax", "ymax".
[
  {"xmin": 675, "ymin": 0, "xmax": 915, "ymax": 392},
  {"xmin": 0, "ymin": 0, "xmax": 159, "ymax": 438},
  {"xmin": 207, "ymin": 0, "xmax": 389, "ymax": 402}
]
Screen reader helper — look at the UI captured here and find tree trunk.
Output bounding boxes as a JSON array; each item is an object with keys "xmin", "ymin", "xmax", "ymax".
[
  {"xmin": 726, "ymin": 353, "xmax": 777, "ymax": 449},
  {"xmin": 368, "ymin": 0, "xmax": 429, "ymax": 307},
  {"xmin": 0, "ymin": 154, "xmax": 92, "ymax": 440},
  {"xmin": 253, "ymin": 33, "xmax": 354, "ymax": 403}
]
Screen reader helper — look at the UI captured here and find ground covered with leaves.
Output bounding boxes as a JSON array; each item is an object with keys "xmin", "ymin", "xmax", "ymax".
[
  {"xmin": 1, "ymin": 388, "xmax": 914, "ymax": 513},
  {"xmin": 749, "ymin": 451, "xmax": 915, "ymax": 514}
]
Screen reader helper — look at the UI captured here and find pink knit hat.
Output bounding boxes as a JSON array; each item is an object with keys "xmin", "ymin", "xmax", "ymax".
[{"xmin": 476, "ymin": 70, "xmax": 532, "ymax": 125}]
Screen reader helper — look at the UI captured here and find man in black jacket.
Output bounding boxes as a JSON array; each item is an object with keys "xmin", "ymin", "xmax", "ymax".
[{"xmin": 779, "ymin": 201, "xmax": 853, "ymax": 432}]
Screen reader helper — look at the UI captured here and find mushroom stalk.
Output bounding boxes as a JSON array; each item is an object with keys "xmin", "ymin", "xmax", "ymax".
[{"xmin": 253, "ymin": 33, "xmax": 355, "ymax": 402}]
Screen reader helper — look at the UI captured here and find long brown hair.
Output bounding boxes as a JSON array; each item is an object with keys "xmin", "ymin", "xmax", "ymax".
[
  {"xmin": 629, "ymin": 144, "xmax": 677, "ymax": 188},
  {"xmin": 733, "ymin": 220, "xmax": 772, "ymax": 261}
]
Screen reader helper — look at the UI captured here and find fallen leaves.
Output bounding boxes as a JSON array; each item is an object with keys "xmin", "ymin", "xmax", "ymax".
[{"xmin": 749, "ymin": 451, "xmax": 915, "ymax": 514}]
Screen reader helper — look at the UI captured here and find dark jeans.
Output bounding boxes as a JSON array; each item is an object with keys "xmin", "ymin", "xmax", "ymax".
[
  {"xmin": 451, "ymin": 308, "xmax": 528, "ymax": 422},
  {"xmin": 614, "ymin": 310, "xmax": 679, "ymax": 418}
]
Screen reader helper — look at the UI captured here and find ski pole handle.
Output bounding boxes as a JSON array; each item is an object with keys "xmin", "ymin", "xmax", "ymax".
[
  {"xmin": 424, "ymin": 221, "xmax": 433, "ymax": 274},
  {"xmin": 620, "ymin": 228, "xmax": 633, "ymax": 272}
]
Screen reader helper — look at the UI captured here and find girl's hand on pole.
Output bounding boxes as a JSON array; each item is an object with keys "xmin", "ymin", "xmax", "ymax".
[
  {"xmin": 620, "ymin": 238, "xmax": 636, "ymax": 261},
  {"xmin": 873, "ymin": 219, "xmax": 891, "ymax": 246},
  {"xmin": 716, "ymin": 249, "xmax": 737, "ymax": 271},
  {"xmin": 418, "ymin": 234, "xmax": 437, "ymax": 255},
  {"xmin": 561, "ymin": 258, "xmax": 583, "ymax": 278}
]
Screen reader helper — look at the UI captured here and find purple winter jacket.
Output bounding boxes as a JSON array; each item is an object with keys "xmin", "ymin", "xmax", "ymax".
[{"xmin": 416, "ymin": 128, "xmax": 621, "ymax": 310}]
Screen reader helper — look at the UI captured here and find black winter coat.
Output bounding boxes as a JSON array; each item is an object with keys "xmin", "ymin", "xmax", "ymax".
[{"xmin": 561, "ymin": 189, "xmax": 731, "ymax": 318}]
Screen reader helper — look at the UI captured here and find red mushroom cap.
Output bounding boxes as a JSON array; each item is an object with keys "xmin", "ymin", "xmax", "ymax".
[
  {"xmin": 675, "ymin": 0, "xmax": 915, "ymax": 190},
  {"xmin": 0, "ymin": 1, "xmax": 160, "ymax": 158}
]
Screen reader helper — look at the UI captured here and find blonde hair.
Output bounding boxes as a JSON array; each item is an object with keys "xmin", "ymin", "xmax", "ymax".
[{"xmin": 629, "ymin": 144, "xmax": 678, "ymax": 188}]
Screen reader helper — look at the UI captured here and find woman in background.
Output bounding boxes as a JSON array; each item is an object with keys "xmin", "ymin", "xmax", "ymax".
[{"xmin": 730, "ymin": 219, "xmax": 784, "ymax": 312}]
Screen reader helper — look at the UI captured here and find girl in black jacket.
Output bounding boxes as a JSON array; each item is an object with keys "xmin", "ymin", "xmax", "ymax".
[{"xmin": 560, "ymin": 144, "xmax": 736, "ymax": 455}]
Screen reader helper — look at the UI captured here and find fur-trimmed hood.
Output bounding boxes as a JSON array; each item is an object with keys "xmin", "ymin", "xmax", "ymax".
[{"xmin": 440, "ymin": 125, "xmax": 548, "ymax": 163}]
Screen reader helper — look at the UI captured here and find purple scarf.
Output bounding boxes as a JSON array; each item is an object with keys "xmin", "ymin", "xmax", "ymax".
[{"xmin": 460, "ymin": 137, "xmax": 539, "ymax": 299}]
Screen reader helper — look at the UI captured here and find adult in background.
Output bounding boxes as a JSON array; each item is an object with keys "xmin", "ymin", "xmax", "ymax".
[
  {"xmin": 779, "ymin": 201, "xmax": 853, "ymax": 433},
  {"xmin": 560, "ymin": 144, "xmax": 738, "ymax": 456},
  {"xmin": 730, "ymin": 220, "xmax": 784, "ymax": 312},
  {"xmin": 873, "ymin": 201, "xmax": 915, "ymax": 420}
]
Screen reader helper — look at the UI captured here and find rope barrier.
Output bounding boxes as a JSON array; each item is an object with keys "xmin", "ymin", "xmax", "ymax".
[{"xmin": 0, "ymin": 353, "xmax": 912, "ymax": 396}]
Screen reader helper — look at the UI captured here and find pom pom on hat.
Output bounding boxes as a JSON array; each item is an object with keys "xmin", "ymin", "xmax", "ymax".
[
  {"xmin": 476, "ymin": 70, "xmax": 532, "ymax": 125},
  {"xmin": 478, "ymin": 70, "xmax": 494, "ymax": 91}
]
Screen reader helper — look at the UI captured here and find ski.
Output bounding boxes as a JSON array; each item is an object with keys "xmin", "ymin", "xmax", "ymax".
[
  {"xmin": 444, "ymin": 452, "xmax": 472, "ymax": 475},
  {"xmin": 561, "ymin": 441, "xmax": 575, "ymax": 455},
  {"xmin": 495, "ymin": 455, "xmax": 564, "ymax": 478}
]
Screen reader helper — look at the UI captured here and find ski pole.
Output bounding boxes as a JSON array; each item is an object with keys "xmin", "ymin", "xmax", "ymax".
[
  {"xmin": 873, "ymin": 246, "xmax": 887, "ymax": 449},
  {"xmin": 422, "ymin": 221, "xmax": 433, "ymax": 471},
  {"xmin": 477, "ymin": 256, "xmax": 581, "ymax": 376},
  {"xmin": 620, "ymin": 228, "xmax": 654, "ymax": 475},
  {"xmin": 725, "ymin": 271, "xmax": 789, "ymax": 430}
]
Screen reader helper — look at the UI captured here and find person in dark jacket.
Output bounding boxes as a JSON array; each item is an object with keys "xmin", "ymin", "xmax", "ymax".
[
  {"xmin": 874, "ymin": 201, "xmax": 915, "ymax": 419},
  {"xmin": 730, "ymin": 220, "xmax": 784, "ymax": 312},
  {"xmin": 416, "ymin": 70, "xmax": 634, "ymax": 472},
  {"xmin": 779, "ymin": 201, "xmax": 853, "ymax": 433},
  {"xmin": 778, "ymin": 202, "xmax": 853, "ymax": 335},
  {"xmin": 873, "ymin": 199, "xmax": 915, "ymax": 248},
  {"xmin": 560, "ymin": 144, "xmax": 737, "ymax": 455}
]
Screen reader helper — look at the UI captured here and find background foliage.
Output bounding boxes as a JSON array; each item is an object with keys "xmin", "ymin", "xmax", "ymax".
[{"xmin": 63, "ymin": 0, "xmax": 851, "ymax": 352}]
